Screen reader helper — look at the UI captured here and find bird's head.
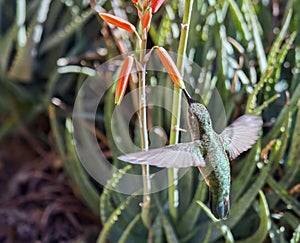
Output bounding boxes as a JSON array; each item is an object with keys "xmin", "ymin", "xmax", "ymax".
[
  {"xmin": 183, "ymin": 89, "xmax": 212, "ymax": 129},
  {"xmin": 188, "ymin": 102, "xmax": 212, "ymax": 128}
]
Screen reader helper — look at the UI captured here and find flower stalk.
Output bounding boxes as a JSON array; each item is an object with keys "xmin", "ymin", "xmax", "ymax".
[
  {"xmin": 168, "ymin": 0, "xmax": 194, "ymax": 222},
  {"xmin": 139, "ymin": 19, "xmax": 151, "ymax": 230},
  {"xmin": 98, "ymin": 7, "xmax": 151, "ymax": 229}
]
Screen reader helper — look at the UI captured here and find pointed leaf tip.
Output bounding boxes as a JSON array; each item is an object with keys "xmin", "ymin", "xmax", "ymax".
[
  {"xmin": 115, "ymin": 56, "xmax": 134, "ymax": 105},
  {"xmin": 99, "ymin": 13, "xmax": 136, "ymax": 33},
  {"xmin": 156, "ymin": 47, "xmax": 185, "ymax": 89}
]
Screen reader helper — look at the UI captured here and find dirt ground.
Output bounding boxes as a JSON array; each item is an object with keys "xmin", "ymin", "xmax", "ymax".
[{"xmin": 0, "ymin": 116, "xmax": 100, "ymax": 242}]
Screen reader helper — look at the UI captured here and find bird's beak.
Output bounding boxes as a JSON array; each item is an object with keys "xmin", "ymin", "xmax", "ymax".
[{"xmin": 183, "ymin": 88, "xmax": 195, "ymax": 105}]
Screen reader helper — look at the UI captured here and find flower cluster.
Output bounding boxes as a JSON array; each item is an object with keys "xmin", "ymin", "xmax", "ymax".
[{"xmin": 98, "ymin": 0, "xmax": 186, "ymax": 105}]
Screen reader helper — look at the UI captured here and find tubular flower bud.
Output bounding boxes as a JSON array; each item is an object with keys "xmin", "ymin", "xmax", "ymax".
[
  {"xmin": 156, "ymin": 47, "xmax": 186, "ymax": 89},
  {"xmin": 142, "ymin": 7, "xmax": 152, "ymax": 30},
  {"xmin": 115, "ymin": 56, "xmax": 134, "ymax": 105},
  {"xmin": 99, "ymin": 13, "xmax": 136, "ymax": 33},
  {"xmin": 151, "ymin": 0, "xmax": 165, "ymax": 14}
]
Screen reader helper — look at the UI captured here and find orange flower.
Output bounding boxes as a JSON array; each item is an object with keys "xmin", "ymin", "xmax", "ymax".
[
  {"xmin": 142, "ymin": 7, "xmax": 152, "ymax": 30},
  {"xmin": 156, "ymin": 47, "xmax": 186, "ymax": 89},
  {"xmin": 151, "ymin": 0, "xmax": 165, "ymax": 14},
  {"xmin": 99, "ymin": 13, "xmax": 136, "ymax": 33},
  {"xmin": 115, "ymin": 56, "xmax": 134, "ymax": 105}
]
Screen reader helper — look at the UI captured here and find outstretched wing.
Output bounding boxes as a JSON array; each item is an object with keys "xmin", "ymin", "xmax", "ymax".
[
  {"xmin": 220, "ymin": 115, "xmax": 262, "ymax": 160},
  {"xmin": 118, "ymin": 141, "xmax": 205, "ymax": 168}
]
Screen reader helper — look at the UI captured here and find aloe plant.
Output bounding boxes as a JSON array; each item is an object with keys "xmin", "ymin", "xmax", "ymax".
[{"xmin": 93, "ymin": 1, "xmax": 300, "ymax": 242}]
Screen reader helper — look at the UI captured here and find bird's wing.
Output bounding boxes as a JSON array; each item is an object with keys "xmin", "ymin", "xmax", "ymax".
[
  {"xmin": 220, "ymin": 115, "xmax": 262, "ymax": 160},
  {"xmin": 118, "ymin": 141, "xmax": 205, "ymax": 168}
]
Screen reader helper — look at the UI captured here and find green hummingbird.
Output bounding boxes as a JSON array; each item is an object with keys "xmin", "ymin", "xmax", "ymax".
[{"xmin": 119, "ymin": 89, "xmax": 262, "ymax": 220}]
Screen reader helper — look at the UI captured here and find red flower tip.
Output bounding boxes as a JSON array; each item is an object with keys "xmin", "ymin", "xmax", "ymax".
[
  {"xmin": 115, "ymin": 56, "xmax": 134, "ymax": 105},
  {"xmin": 142, "ymin": 7, "xmax": 152, "ymax": 30},
  {"xmin": 151, "ymin": 0, "xmax": 165, "ymax": 14},
  {"xmin": 99, "ymin": 13, "xmax": 136, "ymax": 33},
  {"xmin": 156, "ymin": 47, "xmax": 185, "ymax": 89}
]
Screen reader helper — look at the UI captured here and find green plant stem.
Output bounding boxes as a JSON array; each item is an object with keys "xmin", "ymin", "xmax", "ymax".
[
  {"xmin": 168, "ymin": 0, "xmax": 194, "ymax": 222},
  {"xmin": 139, "ymin": 36, "xmax": 151, "ymax": 229}
]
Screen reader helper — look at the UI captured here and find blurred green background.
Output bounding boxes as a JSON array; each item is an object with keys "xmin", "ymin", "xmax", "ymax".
[{"xmin": 0, "ymin": 0, "xmax": 300, "ymax": 242}]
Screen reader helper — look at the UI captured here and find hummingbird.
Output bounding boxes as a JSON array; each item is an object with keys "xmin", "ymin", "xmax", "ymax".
[{"xmin": 119, "ymin": 89, "xmax": 262, "ymax": 220}]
